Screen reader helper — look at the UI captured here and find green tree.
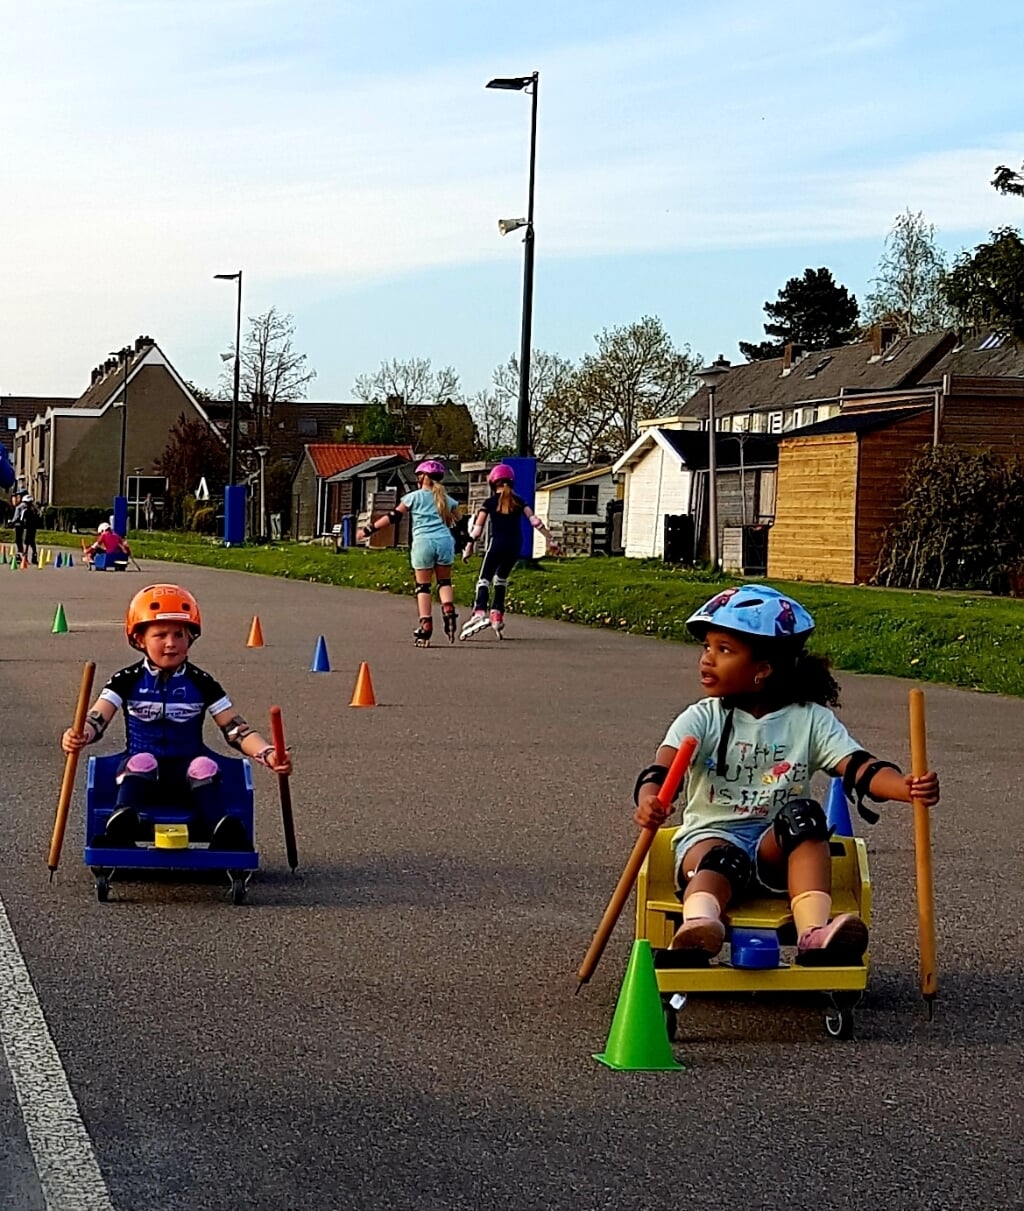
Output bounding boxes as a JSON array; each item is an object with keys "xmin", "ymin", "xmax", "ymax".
[
  {"xmin": 739, "ymin": 267, "xmax": 859, "ymax": 361},
  {"xmin": 942, "ymin": 227, "xmax": 1024, "ymax": 340},
  {"xmin": 416, "ymin": 400, "xmax": 478, "ymax": 461},
  {"xmin": 154, "ymin": 413, "xmax": 228, "ymax": 526},
  {"xmin": 863, "ymin": 209, "xmax": 952, "ymax": 335},
  {"xmin": 354, "ymin": 403, "xmax": 401, "ymax": 444},
  {"xmin": 992, "ymin": 162, "xmax": 1024, "ymax": 198}
]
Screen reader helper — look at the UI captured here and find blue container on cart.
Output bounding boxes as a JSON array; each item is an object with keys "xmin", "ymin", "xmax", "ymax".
[
  {"xmin": 729, "ymin": 927, "xmax": 781, "ymax": 969},
  {"xmin": 84, "ymin": 749, "xmax": 259, "ymax": 903}
]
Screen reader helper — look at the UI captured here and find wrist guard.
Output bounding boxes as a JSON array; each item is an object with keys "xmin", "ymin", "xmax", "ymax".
[
  {"xmin": 221, "ymin": 714, "xmax": 254, "ymax": 752},
  {"xmin": 634, "ymin": 763, "xmax": 678, "ymax": 806},
  {"xmin": 842, "ymin": 750, "xmax": 901, "ymax": 823},
  {"xmin": 85, "ymin": 710, "xmax": 108, "ymax": 743}
]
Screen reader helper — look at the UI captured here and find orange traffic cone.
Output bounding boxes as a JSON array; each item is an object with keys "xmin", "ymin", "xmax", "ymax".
[
  {"xmin": 247, "ymin": 615, "xmax": 265, "ymax": 647},
  {"xmin": 20, "ymin": 552, "xmax": 28, "ymax": 569},
  {"xmin": 349, "ymin": 661, "xmax": 376, "ymax": 708}
]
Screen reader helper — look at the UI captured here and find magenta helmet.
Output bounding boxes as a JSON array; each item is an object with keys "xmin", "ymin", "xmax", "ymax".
[
  {"xmin": 415, "ymin": 459, "xmax": 446, "ymax": 479},
  {"xmin": 488, "ymin": 463, "xmax": 515, "ymax": 486}
]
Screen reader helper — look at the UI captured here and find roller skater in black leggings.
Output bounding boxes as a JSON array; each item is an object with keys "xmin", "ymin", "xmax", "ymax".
[{"xmin": 459, "ymin": 463, "xmax": 558, "ymax": 640}]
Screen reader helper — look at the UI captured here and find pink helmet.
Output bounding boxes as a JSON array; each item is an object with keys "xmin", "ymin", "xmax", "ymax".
[
  {"xmin": 415, "ymin": 459, "xmax": 446, "ymax": 479},
  {"xmin": 488, "ymin": 463, "xmax": 515, "ymax": 486}
]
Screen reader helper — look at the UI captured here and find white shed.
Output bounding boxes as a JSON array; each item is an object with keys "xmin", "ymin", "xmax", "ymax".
[
  {"xmin": 532, "ymin": 465, "xmax": 618, "ymax": 557},
  {"xmin": 613, "ymin": 430, "xmax": 695, "ymax": 558}
]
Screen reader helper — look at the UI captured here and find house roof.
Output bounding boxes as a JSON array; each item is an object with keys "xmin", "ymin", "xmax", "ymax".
[
  {"xmin": 920, "ymin": 332, "xmax": 1024, "ymax": 383},
  {"xmin": 304, "ymin": 443, "xmax": 414, "ymax": 478},
  {"xmin": 269, "ymin": 399, "xmax": 474, "ymax": 463},
  {"xmin": 613, "ymin": 427, "xmax": 778, "ymax": 474},
  {"xmin": 324, "ymin": 454, "xmax": 409, "ymax": 483},
  {"xmin": 537, "ymin": 464, "xmax": 615, "ymax": 492},
  {"xmin": 779, "ymin": 405, "xmax": 931, "ymax": 441},
  {"xmin": 70, "ymin": 337, "xmax": 159, "ymax": 410},
  {"xmin": 1, "ymin": 396, "xmax": 77, "ymax": 430},
  {"xmin": 679, "ymin": 331, "xmax": 955, "ymax": 420}
]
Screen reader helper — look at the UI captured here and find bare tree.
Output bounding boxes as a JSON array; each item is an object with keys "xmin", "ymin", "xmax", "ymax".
[
  {"xmin": 491, "ymin": 350, "xmax": 579, "ymax": 460},
  {"xmin": 569, "ymin": 317, "xmax": 702, "ymax": 459},
  {"xmin": 353, "ymin": 358, "xmax": 461, "ymax": 407},
  {"xmin": 222, "ymin": 307, "xmax": 316, "ymax": 448},
  {"xmin": 469, "ymin": 389, "xmax": 515, "ymax": 459},
  {"xmin": 863, "ymin": 210, "xmax": 952, "ymax": 335}
]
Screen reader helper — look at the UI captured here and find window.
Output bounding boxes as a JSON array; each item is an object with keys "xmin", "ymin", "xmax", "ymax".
[
  {"xmin": 297, "ymin": 417, "xmax": 317, "ymax": 437},
  {"xmin": 567, "ymin": 483, "xmax": 599, "ymax": 515},
  {"xmin": 5, "ymin": 417, "xmax": 15, "ymax": 431},
  {"xmin": 768, "ymin": 412, "xmax": 783, "ymax": 434}
]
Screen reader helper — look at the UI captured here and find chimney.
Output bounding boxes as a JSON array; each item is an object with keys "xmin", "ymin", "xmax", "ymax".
[{"xmin": 782, "ymin": 343, "xmax": 802, "ymax": 374}]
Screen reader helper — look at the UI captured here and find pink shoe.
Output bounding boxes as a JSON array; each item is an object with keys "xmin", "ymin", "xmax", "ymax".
[
  {"xmin": 669, "ymin": 917, "xmax": 725, "ymax": 958},
  {"xmin": 796, "ymin": 913, "xmax": 869, "ymax": 966}
]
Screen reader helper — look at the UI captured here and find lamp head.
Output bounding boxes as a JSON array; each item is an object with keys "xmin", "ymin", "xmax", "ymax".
[
  {"xmin": 498, "ymin": 217, "xmax": 528, "ymax": 236},
  {"xmin": 486, "ymin": 75, "xmax": 534, "ymax": 91}
]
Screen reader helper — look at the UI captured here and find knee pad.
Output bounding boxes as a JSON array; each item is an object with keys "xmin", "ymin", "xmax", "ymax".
[
  {"xmin": 494, "ymin": 574, "xmax": 509, "ymax": 587},
  {"xmin": 415, "ymin": 582, "xmax": 432, "ymax": 596},
  {"xmin": 102, "ymin": 807, "xmax": 143, "ymax": 844},
  {"xmin": 118, "ymin": 752, "xmax": 158, "ymax": 783},
  {"xmin": 773, "ymin": 797, "xmax": 829, "ymax": 856},
  {"xmin": 475, "ymin": 577, "xmax": 492, "ymax": 590},
  {"xmin": 209, "ymin": 815, "xmax": 253, "ymax": 852},
  {"xmin": 694, "ymin": 844, "xmax": 751, "ymax": 898},
  {"xmin": 436, "ymin": 576, "xmax": 452, "ymax": 589},
  {"xmin": 186, "ymin": 755, "xmax": 220, "ymax": 788}
]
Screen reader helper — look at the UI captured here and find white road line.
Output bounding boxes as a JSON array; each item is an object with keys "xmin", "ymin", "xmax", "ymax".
[{"xmin": 0, "ymin": 894, "xmax": 114, "ymax": 1211}]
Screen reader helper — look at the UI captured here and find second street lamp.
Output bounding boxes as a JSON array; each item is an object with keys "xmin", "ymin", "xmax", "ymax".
[
  {"xmin": 214, "ymin": 270, "xmax": 243, "ymax": 485},
  {"xmin": 695, "ymin": 358, "xmax": 731, "ymax": 570},
  {"xmin": 109, "ymin": 347, "xmax": 131, "ymax": 498},
  {"xmin": 487, "ymin": 70, "xmax": 538, "ymax": 458}
]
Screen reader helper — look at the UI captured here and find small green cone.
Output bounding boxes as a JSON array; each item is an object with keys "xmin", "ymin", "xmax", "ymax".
[
  {"xmin": 52, "ymin": 603, "xmax": 69, "ymax": 634},
  {"xmin": 593, "ymin": 940, "xmax": 684, "ymax": 1071}
]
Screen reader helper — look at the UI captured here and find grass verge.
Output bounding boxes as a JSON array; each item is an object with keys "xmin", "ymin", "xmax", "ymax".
[{"xmin": 31, "ymin": 529, "xmax": 1024, "ymax": 697}]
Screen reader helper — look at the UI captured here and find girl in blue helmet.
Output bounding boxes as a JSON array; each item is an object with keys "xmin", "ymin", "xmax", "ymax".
[
  {"xmin": 359, "ymin": 459, "xmax": 462, "ymax": 646},
  {"xmin": 459, "ymin": 462, "xmax": 558, "ymax": 640},
  {"xmin": 633, "ymin": 584, "xmax": 940, "ymax": 964}
]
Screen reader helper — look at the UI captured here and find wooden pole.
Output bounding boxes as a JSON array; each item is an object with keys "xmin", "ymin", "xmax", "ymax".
[
  {"xmin": 47, "ymin": 661, "xmax": 96, "ymax": 878},
  {"xmin": 270, "ymin": 706, "xmax": 298, "ymax": 872},
  {"xmin": 576, "ymin": 735, "xmax": 698, "ymax": 989},
  {"xmin": 908, "ymin": 689, "xmax": 938, "ymax": 1009}
]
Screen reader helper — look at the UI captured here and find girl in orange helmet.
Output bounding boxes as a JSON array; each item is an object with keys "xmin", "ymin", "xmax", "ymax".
[{"xmin": 61, "ymin": 584, "xmax": 291, "ymax": 847}]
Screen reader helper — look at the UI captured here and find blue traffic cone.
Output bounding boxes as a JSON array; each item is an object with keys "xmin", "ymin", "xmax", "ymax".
[
  {"xmin": 68, "ymin": 554, "xmax": 73, "ymax": 567},
  {"xmin": 825, "ymin": 776, "xmax": 854, "ymax": 836},
  {"xmin": 54, "ymin": 552, "xmax": 63, "ymax": 568},
  {"xmin": 310, "ymin": 635, "xmax": 331, "ymax": 673}
]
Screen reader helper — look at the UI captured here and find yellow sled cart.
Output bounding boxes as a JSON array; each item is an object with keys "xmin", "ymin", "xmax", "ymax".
[{"xmin": 635, "ymin": 826, "xmax": 871, "ymax": 1040}]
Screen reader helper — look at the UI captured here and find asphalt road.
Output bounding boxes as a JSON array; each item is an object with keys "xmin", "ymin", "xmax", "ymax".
[{"xmin": 0, "ymin": 555, "xmax": 1020, "ymax": 1210}]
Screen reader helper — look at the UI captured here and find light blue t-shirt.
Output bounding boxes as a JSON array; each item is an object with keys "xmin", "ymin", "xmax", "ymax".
[
  {"xmin": 402, "ymin": 488, "xmax": 458, "ymax": 538},
  {"xmin": 662, "ymin": 698, "xmax": 861, "ymax": 842}
]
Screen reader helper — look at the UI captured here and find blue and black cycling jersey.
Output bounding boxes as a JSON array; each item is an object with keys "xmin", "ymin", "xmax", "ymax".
[{"xmin": 99, "ymin": 659, "xmax": 232, "ymax": 760}]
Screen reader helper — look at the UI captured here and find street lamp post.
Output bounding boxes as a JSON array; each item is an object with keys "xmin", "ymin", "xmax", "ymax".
[
  {"xmin": 110, "ymin": 347, "xmax": 131, "ymax": 497},
  {"xmin": 214, "ymin": 270, "xmax": 243, "ymax": 484},
  {"xmin": 254, "ymin": 445, "xmax": 270, "ymax": 539},
  {"xmin": 695, "ymin": 358, "xmax": 731, "ymax": 570},
  {"xmin": 487, "ymin": 71, "xmax": 539, "ymax": 458}
]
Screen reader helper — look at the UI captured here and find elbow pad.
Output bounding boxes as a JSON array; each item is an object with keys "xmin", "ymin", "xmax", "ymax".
[
  {"xmin": 221, "ymin": 714, "xmax": 254, "ymax": 752},
  {"xmin": 841, "ymin": 749, "xmax": 901, "ymax": 823},
  {"xmin": 633, "ymin": 763, "xmax": 678, "ymax": 806},
  {"xmin": 386, "ymin": 509, "xmax": 402, "ymax": 525}
]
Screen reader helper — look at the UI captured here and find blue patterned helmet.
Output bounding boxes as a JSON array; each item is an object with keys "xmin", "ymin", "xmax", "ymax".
[{"xmin": 686, "ymin": 584, "xmax": 814, "ymax": 642}]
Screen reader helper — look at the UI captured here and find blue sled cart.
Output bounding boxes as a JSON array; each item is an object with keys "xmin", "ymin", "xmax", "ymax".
[{"xmin": 84, "ymin": 750, "xmax": 259, "ymax": 905}]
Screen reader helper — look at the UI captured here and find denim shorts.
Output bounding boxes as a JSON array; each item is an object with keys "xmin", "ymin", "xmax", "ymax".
[
  {"xmin": 410, "ymin": 531, "xmax": 455, "ymax": 570},
  {"xmin": 672, "ymin": 818, "xmax": 786, "ymax": 894}
]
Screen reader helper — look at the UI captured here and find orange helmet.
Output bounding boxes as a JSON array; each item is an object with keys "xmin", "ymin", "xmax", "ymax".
[{"xmin": 126, "ymin": 584, "xmax": 202, "ymax": 648}]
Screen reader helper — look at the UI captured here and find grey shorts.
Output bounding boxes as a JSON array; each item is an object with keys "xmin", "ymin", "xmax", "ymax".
[{"xmin": 672, "ymin": 818, "xmax": 786, "ymax": 895}]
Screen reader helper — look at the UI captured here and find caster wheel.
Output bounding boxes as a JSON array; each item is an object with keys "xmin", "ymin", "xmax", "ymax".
[
  {"xmin": 229, "ymin": 875, "xmax": 247, "ymax": 905},
  {"xmin": 824, "ymin": 995, "xmax": 857, "ymax": 1040},
  {"xmin": 95, "ymin": 877, "xmax": 110, "ymax": 903}
]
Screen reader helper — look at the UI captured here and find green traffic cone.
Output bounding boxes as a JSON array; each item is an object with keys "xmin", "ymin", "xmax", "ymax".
[
  {"xmin": 52, "ymin": 603, "xmax": 68, "ymax": 634},
  {"xmin": 593, "ymin": 940, "xmax": 684, "ymax": 1071}
]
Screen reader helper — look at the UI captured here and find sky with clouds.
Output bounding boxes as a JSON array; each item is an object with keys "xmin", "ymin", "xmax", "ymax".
[{"xmin": 3, "ymin": 0, "xmax": 1023, "ymax": 402}]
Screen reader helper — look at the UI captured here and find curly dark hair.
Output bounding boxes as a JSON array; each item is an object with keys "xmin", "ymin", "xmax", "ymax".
[{"xmin": 750, "ymin": 639, "xmax": 841, "ymax": 708}]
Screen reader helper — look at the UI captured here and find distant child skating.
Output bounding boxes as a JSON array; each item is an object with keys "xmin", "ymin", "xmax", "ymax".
[
  {"xmin": 358, "ymin": 459, "xmax": 462, "ymax": 646},
  {"xmin": 459, "ymin": 463, "xmax": 558, "ymax": 640},
  {"xmin": 633, "ymin": 584, "xmax": 939, "ymax": 965},
  {"xmin": 61, "ymin": 584, "xmax": 291, "ymax": 847}
]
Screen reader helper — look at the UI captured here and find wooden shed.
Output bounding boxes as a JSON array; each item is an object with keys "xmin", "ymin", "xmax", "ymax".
[{"xmin": 767, "ymin": 406, "xmax": 932, "ymax": 584}]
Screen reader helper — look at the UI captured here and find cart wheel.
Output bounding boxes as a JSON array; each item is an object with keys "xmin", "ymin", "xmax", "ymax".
[
  {"xmin": 824, "ymin": 994, "xmax": 857, "ymax": 1040},
  {"xmin": 229, "ymin": 875, "xmax": 247, "ymax": 906},
  {"xmin": 95, "ymin": 876, "xmax": 110, "ymax": 903}
]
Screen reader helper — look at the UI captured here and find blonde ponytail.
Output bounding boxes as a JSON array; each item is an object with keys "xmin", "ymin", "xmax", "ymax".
[
  {"xmin": 428, "ymin": 478, "xmax": 455, "ymax": 527},
  {"xmin": 496, "ymin": 483, "xmax": 514, "ymax": 515}
]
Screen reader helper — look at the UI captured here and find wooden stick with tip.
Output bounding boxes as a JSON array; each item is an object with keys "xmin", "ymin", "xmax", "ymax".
[
  {"xmin": 270, "ymin": 706, "xmax": 298, "ymax": 872},
  {"xmin": 576, "ymin": 736, "xmax": 698, "ymax": 989},
  {"xmin": 47, "ymin": 661, "xmax": 96, "ymax": 879},
  {"xmin": 909, "ymin": 689, "xmax": 938, "ymax": 1010}
]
